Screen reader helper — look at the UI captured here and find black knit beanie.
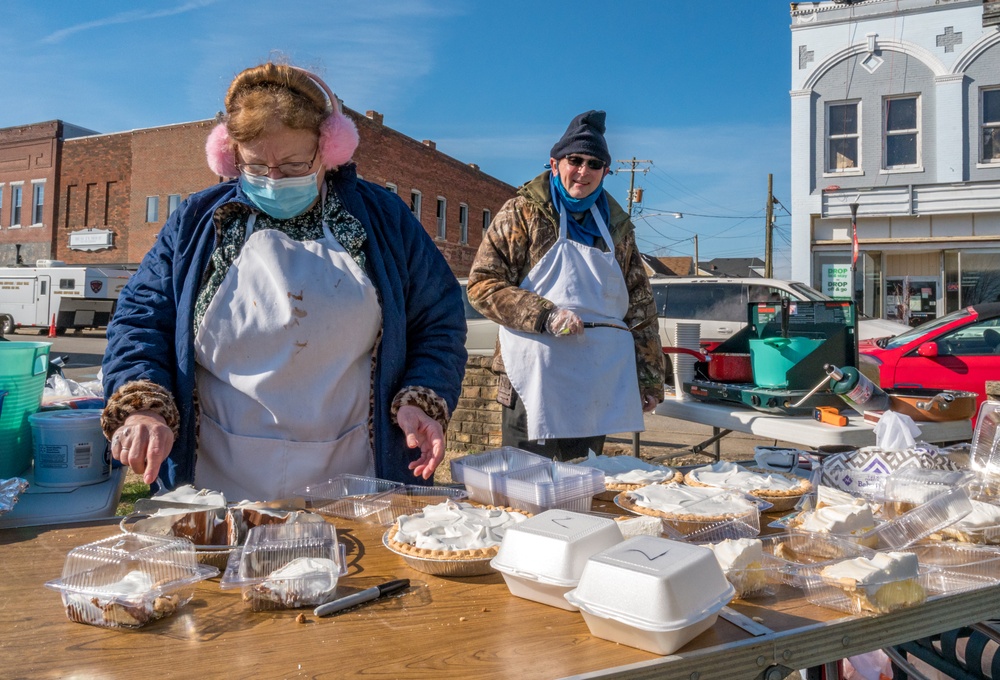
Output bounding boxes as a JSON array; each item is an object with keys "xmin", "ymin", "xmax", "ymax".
[{"xmin": 549, "ymin": 110, "xmax": 611, "ymax": 166}]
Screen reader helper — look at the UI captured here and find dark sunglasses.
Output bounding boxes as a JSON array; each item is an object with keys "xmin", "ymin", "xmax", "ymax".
[{"xmin": 564, "ymin": 155, "xmax": 606, "ymax": 171}]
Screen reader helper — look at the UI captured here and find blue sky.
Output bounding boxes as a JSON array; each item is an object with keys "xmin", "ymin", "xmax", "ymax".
[{"xmin": 0, "ymin": 1, "xmax": 795, "ymax": 275}]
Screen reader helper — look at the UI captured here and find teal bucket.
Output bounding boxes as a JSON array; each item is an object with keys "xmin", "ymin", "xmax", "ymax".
[
  {"xmin": 0, "ymin": 342, "xmax": 51, "ymax": 478},
  {"xmin": 749, "ymin": 337, "xmax": 824, "ymax": 388}
]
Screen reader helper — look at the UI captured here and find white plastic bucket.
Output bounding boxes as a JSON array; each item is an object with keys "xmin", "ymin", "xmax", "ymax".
[{"xmin": 28, "ymin": 410, "xmax": 110, "ymax": 488}]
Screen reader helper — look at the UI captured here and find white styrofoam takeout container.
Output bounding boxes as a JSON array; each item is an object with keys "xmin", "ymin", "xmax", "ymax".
[
  {"xmin": 564, "ymin": 535, "xmax": 735, "ymax": 655},
  {"xmin": 490, "ymin": 509, "xmax": 624, "ymax": 611}
]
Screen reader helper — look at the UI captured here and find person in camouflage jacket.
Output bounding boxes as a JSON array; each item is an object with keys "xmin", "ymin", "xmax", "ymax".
[{"xmin": 467, "ymin": 111, "xmax": 664, "ymax": 460}]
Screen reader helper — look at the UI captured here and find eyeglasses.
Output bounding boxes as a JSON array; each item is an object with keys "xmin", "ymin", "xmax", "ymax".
[
  {"xmin": 237, "ymin": 148, "xmax": 319, "ymax": 177},
  {"xmin": 564, "ymin": 155, "xmax": 607, "ymax": 171}
]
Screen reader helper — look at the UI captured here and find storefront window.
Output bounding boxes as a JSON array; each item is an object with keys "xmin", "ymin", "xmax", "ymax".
[{"xmin": 960, "ymin": 251, "xmax": 1000, "ymax": 306}]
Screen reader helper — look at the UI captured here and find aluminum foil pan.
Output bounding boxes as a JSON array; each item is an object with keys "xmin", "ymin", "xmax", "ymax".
[
  {"xmin": 381, "ymin": 530, "xmax": 496, "ymax": 577},
  {"xmin": 0, "ymin": 478, "xmax": 28, "ymax": 515}
]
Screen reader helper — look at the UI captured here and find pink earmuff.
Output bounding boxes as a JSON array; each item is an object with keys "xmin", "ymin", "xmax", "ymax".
[{"xmin": 205, "ymin": 68, "xmax": 360, "ymax": 178}]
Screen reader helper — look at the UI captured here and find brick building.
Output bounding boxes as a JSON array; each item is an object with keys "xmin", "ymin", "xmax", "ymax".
[{"xmin": 0, "ymin": 109, "xmax": 514, "ymax": 275}]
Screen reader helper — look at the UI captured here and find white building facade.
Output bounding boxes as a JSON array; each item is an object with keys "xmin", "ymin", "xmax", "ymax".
[{"xmin": 790, "ymin": 0, "xmax": 1000, "ymax": 326}]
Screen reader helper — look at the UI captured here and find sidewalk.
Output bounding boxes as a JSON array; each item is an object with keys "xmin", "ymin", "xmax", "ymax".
[{"xmin": 604, "ymin": 409, "xmax": 796, "ymax": 467}]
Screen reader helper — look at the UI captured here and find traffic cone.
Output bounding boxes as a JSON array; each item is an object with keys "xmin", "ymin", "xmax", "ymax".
[{"xmin": 48, "ymin": 314, "xmax": 57, "ymax": 338}]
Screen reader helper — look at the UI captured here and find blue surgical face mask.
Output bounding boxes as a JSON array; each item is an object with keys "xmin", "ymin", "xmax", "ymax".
[{"xmin": 240, "ymin": 171, "xmax": 319, "ymax": 219}]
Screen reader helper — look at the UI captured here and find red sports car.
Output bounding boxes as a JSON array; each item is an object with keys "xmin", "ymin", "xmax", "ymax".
[{"xmin": 859, "ymin": 302, "xmax": 1000, "ymax": 414}]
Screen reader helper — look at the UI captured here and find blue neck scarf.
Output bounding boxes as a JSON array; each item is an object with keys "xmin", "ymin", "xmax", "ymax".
[{"xmin": 549, "ymin": 172, "xmax": 610, "ymax": 247}]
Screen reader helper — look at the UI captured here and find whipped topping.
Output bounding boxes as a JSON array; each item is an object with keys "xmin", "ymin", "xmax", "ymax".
[
  {"xmin": 575, "ymin": 452, "xmax": 677, "ymax": 485},
  {"xmin": 886, "ymin": 470, "xmax": 973, "ymax": 505},
  {"xmin": 395, "ymin": 500, "xmax": 528, "ymax": 551},
  {"xmin": 821, "ymin": 551, "xmax": 919, "ymax": 594},
  {"xmin": 799, "ymin": 499, "xmax": 875, "ymax": 535},
  {"xmin": 710, "ymin": 538, "xmax": 763, "ymax": 572},
  {"xmin": 258, "ymin": 557, "xmax": 340, "ymax": 603},
  {"xmin": 951, "ymin": 499, "xmax": 1000, "ymax": 531},
  {"xmin": 626, "ymin": 483, "xmax": 755, "ymax": 517},
  {"xmin": 689, "ymin": 461, "xmax": 802, "ymax": 492},
  {"xmin": 815, "ymin": 485, "xmax": 858, "ymax": 508},
  {"xmin": 88, "ymin": 570, "xmax": 156, "ymax": 596},
  {"xmin": 154, "ymin": 485, "xmax": 227, "ymax": 508}
]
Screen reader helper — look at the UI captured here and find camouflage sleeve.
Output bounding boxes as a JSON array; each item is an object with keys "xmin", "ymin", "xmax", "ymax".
[
  {"xmin": 618, "ymin": 228, "xmax": 665, "ymax": 394},
  {"xmin": 466, "ymin": 197, "xmax": 555, "ymax": 334}
]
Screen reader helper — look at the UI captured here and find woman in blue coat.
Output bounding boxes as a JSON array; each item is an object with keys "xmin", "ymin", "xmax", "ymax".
[{"xmin": 101, "ymin": 62, "xmax": 466, "ymax": 500}]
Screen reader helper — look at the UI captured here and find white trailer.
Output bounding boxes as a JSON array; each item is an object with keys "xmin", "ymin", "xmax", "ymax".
[{"xmin": 0, "ymin": 261, "xmax": 132, "ymax": 335}]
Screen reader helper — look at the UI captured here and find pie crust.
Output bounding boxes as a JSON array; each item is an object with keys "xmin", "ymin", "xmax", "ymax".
[
  {"xmin": 387, "ymin": 502, "xmax": 530, "ymax": 561},
  {"xmin": 615, "ymin": 484, "xmax": 757, "ymax": 535},
  {"xmin": 684, "ymin": 464, "xmax": 812, "ymax": 512}
]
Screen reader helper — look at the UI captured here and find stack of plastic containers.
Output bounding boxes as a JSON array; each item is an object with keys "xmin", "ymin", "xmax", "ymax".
[
  {"xmin": 501, "ymin": 462, "xmax": 605, "ymax": 514},
  {"xmin": 45, "ymin": 533, "xmax": 218, "ymax": 628},
  {"xmin": 220, "ymin": 522, "xmax": 347, "ymax": 610},
  {"xmin": 449, "ymin": 447, "xmax": 549, "ymax": 505}
]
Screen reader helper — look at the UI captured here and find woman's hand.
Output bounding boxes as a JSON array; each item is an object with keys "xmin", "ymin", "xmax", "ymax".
[
  {"xmin": 110, "ymin": 410, "xmax": 174, "ymax": 485},
  {"xmin": 397, "ymin": 405, "xmax": 446, "ymax": 480}
]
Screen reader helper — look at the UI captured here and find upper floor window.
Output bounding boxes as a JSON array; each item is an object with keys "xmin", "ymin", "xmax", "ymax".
[
  {"xmin": 483, "ymin": 209, "xmax": 491, "ymax": 232},
  {"xmin": 884, "ymin": 95, "xmax": 919, "ymax": 169},
  {"xmin": 385, "ymin": 182, "xmax": 397, "ymax": 194},
  {"xmin": 11, "ymin": 183, "xmax": 23, "ymax": 226},
  {"xmin": 31, "ymin": 182, "xmax": 45, "ymax": 225},
  {"xmin": 982, "ymin": 87, "xmax": 1000, "ymax": 164},
  {"xmin": 167, "ymin": 194, "xmax": 181, "ymax": 218},
  {"xmin": 826, "ymin": 101, "xmax": 860, "ymax": 173},
  {"xmin": 410, "ymin": 190, "xmax": 422, "ymax": 220},
  {"xmin": 436, "ymin": 197, "xmax": 447, "ymax": 239},
  {"xmin": 146, "ymin": 196, "xmax": 159, "ymax": 223},
  {"xmin": 459, "ymin": 203, "xmax": 468, "ymax": 244}
]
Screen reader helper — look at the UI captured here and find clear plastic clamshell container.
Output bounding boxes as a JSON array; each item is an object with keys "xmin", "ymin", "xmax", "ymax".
[
  {"xmin": 880, "ymin": 468, "xmax": 978, "ymax": 519},
  {"xmin": 449, "ymin": 447, "xmax": 549, "ymax": 505},
  {"xmin": 564, "ymin": 536, "xmax": 735, "ymax": 655},
  {"xmin": 760, "ymin": 531, "xmax": 876, "ymax": 587},
  {"xmin": 797, "ymin": 556, "xmax": 931, "ymax": 616},
  {"xmin": 295, "ymin": 474, "xmax": 403, "ymax": 522},
  {"xmin": 895, "ymin": 543, "xmax": 1000, "ymax": 579},
  {"xmin": 864, "ymin": 486, "xmax": 973, "ymax": 550},
  {"xmin": 375, "ymin": 485, "xmax": 469, "ymax": 526},
  {"xmin": 971, "ymin": 401, "xmax": 1000, "ymax": 478},
  {"xmin": 45, "ymin": 533, "xmax": 218, "ymax": 628},
  {"xmin": 220, "ymin": 522, "xmax": 347, "ymax": 610},
  {"xmin": 500, "ymin": 462, "xmax": 605, "ymax": 515},
  {"xmin": 705, "ymin": 537, "xmax": 781, "ymax": 599},
  {"xmin": 490, "ymin": 510, "xmax": 624, "ymax": 611}
]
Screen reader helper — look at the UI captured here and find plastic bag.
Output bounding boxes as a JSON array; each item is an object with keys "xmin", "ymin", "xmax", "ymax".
[
  {"xmin": 44, "ymin": 374, "xmax": 101, "ymax": 399},
  {"xmin": 843, "ymin": 650, "xmax": 892, "ymax": 680},
  {"xmin": 874, "ymin": 411, "xmax": 922, "ymax": 451}
]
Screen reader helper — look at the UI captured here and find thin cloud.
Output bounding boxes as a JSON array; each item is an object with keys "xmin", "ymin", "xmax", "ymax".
[{"xmin": 40, "ymin": 0, "xmax": 221, "ymax": 45}]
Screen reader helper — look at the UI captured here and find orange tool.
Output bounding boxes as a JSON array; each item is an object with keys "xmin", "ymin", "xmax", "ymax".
[{"xmin": 813, "ymin": 406, "xmax": 847, "ymax": 427}]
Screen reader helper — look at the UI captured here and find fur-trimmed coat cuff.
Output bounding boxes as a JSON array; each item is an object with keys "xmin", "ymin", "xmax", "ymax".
[
  {"xmin": 101, "ymin": 380, "xmax": 180, "ymax": 441},
  {"xmin": 390, "ymin": 386, "xmax": 450, "ymax": 432}
]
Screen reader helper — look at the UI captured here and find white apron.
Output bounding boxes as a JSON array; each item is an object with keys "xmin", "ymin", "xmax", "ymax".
[
  {"xmin": 193, "ymin": 204, "xmax": 381, "ymax": 500},
  {"xmin": 499, "ymin": 203, "xmax": 644, "ymax": 440}
]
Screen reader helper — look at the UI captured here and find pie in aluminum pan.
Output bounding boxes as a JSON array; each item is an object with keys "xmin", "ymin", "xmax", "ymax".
[
  {"xmin": 566, "ymin": 452, "xmax": 683, "ymax": 491},
  {"xmin": 684, "ymin": 461, "xmax": 812, "ymax": 512},
  {"xmin": 615, "ymin": 483, "xmax": 758, "ymax": 535},
  {"xmin": 386, "ymin": 500, "xmax": 530, "ymax": 561}
]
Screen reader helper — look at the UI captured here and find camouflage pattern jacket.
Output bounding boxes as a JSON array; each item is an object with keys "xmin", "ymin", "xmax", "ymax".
[{"xmin": 467, "ymin": 171, "xmax": 664, "ymax": 401}]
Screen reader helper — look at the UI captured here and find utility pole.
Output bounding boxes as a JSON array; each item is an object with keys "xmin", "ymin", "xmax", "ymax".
[
  {"xmin": 616, "ymin": 157, "xmax": 653, "ymax": 216},
  {"xmin": 616, "ymin": 156, "xmax": 652, "ymax": 457},
  {"xmin": 764, "ymin": 174, "xmax": 774, "ymax": 278},
  {"xmin": 693, "ymin": 234, "xmax": 699, "ymax": 276}
]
